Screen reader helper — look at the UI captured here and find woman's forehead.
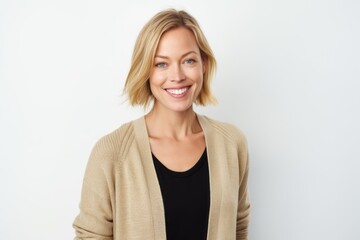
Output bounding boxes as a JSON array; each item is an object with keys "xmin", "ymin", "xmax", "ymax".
[{"xmin": 155, "ymin": 27, "xmax": 200, "ymax": 56}]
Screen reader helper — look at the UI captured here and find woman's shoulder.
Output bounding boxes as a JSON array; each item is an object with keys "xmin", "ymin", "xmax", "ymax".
[
  {"xmin": 198, "ymin": 114, "xmax": 247, "ymax": 144},
  {"xmin": 97, "ymin": 120, "xmax": 134, "ymax": 147},
  {"xmin": 88, "ymin": 119, "xmax": 139, "ymax": 164}
]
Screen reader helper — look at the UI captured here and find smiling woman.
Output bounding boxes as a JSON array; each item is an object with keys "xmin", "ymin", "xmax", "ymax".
[
  {"xmin": 124, "ymin": 9, "xmax": 217, "ymax": 108},
  {"xmin": 73, "ymin": 9, "xmax": 250, "ymax": 240}
]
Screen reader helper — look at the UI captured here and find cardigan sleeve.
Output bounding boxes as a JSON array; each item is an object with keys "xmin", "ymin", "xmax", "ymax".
[
  {"xmin": 236, "ymin": 132, "xmax": 251, "ymax": 240},
  {"xmin": 73, "ymin": 138, "xmax": 115, "ymax": 240}
]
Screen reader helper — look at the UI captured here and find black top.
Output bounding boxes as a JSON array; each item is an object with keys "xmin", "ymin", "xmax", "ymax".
[{"xmin": 152, "ymin": 149, "xmax": 210, "ymax": 240}]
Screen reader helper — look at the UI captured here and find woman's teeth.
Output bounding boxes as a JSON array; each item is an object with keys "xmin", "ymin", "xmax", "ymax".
[{"xmin": 166, "ymin": 87, "xmax": 188, "ymax": 95}]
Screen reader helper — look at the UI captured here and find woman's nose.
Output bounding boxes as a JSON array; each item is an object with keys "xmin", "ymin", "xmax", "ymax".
[{"xmin": 170, "ymin": 65, "xmax": 186, "ymax": 82}]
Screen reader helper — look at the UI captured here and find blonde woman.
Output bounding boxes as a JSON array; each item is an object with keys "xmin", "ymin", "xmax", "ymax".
[{"xmin": 73, "ymin": 9, "xmax": 250, "ymax": 240}]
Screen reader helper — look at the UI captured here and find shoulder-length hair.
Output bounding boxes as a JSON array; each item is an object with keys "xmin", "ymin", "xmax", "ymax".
[{"xmin": 124, "ymin": 9, "xmax": 217, "ymax": 108}]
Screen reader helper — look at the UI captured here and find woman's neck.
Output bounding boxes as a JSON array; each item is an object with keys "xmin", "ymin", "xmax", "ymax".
[{"xmin": 145, "ymin": 104, "xmax": 202, "ymax": 140}]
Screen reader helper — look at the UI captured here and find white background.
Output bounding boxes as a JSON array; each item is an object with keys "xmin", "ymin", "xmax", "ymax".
[{"xmin": 1, "ymin": 0, "xmax": 359, "ymax": 239}]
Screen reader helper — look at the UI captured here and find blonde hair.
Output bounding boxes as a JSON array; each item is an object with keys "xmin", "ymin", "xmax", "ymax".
[{"xmin": 124, "ymin": 9, "xmax": 217, "ymax": 107}]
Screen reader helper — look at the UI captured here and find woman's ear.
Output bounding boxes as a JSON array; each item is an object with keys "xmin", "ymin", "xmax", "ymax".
[{"xmin": 202, "ymin": 58, "xmax": 207, "ymax": 75}]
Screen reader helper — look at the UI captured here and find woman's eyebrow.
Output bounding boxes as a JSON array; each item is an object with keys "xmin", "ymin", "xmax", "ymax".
[{"xmin": 155, "ymin": 51, "xmax": 198, "ymax": 59}]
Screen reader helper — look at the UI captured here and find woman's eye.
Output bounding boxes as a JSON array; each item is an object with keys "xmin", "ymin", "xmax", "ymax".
[
  {"xmin": 155, "ymin": 62, "xmax": 167, "ymax": 68},
  {"xmin": 184, "ymin": 59, "xmax": 195, "ymax": 64}
]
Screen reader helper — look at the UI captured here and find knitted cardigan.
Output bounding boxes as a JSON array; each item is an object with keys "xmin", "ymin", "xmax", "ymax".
[{"xmin": 73, "ymin": 114, "xmax": 250, "ymax": 240}]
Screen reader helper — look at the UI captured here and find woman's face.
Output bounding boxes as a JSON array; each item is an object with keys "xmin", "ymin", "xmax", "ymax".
[{"xmin": 149, "ymin": 27, "xmax": 205, "ymax": 113}]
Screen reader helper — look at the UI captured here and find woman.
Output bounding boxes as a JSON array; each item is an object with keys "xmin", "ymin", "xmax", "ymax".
[{"xmin": 73, "ymin": 9, "xmax": 250, "ymax": 240}]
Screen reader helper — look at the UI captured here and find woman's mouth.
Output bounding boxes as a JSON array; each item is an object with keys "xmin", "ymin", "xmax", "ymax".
[{"xmin": 165, "ymin": 86, "xmax": 190, "ymax": 97}]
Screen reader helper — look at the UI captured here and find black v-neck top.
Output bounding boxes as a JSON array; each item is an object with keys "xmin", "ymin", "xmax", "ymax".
[{"xmin": 152, "ymin": 149, "xmax": 210, "ymax": 240}]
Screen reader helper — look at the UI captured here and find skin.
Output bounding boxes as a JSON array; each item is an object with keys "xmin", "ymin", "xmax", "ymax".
[{"xmin": 145, "ymin": 27, "xmax": 206, "ymax": 172}]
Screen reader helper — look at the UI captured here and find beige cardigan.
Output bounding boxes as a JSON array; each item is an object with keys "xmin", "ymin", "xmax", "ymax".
[{"xmin": 73, "ymin": 115, "xmax": 250, "ymax": 239}]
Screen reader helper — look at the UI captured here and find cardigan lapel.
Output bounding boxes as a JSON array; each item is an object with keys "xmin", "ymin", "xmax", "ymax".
[
  {"xmin": 197, "ymin": 115, "xmax": 221, "ymax": 240},
  {"xmin": 133, "ymin": 117, "xmax": 166, "ymax": 240}
]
